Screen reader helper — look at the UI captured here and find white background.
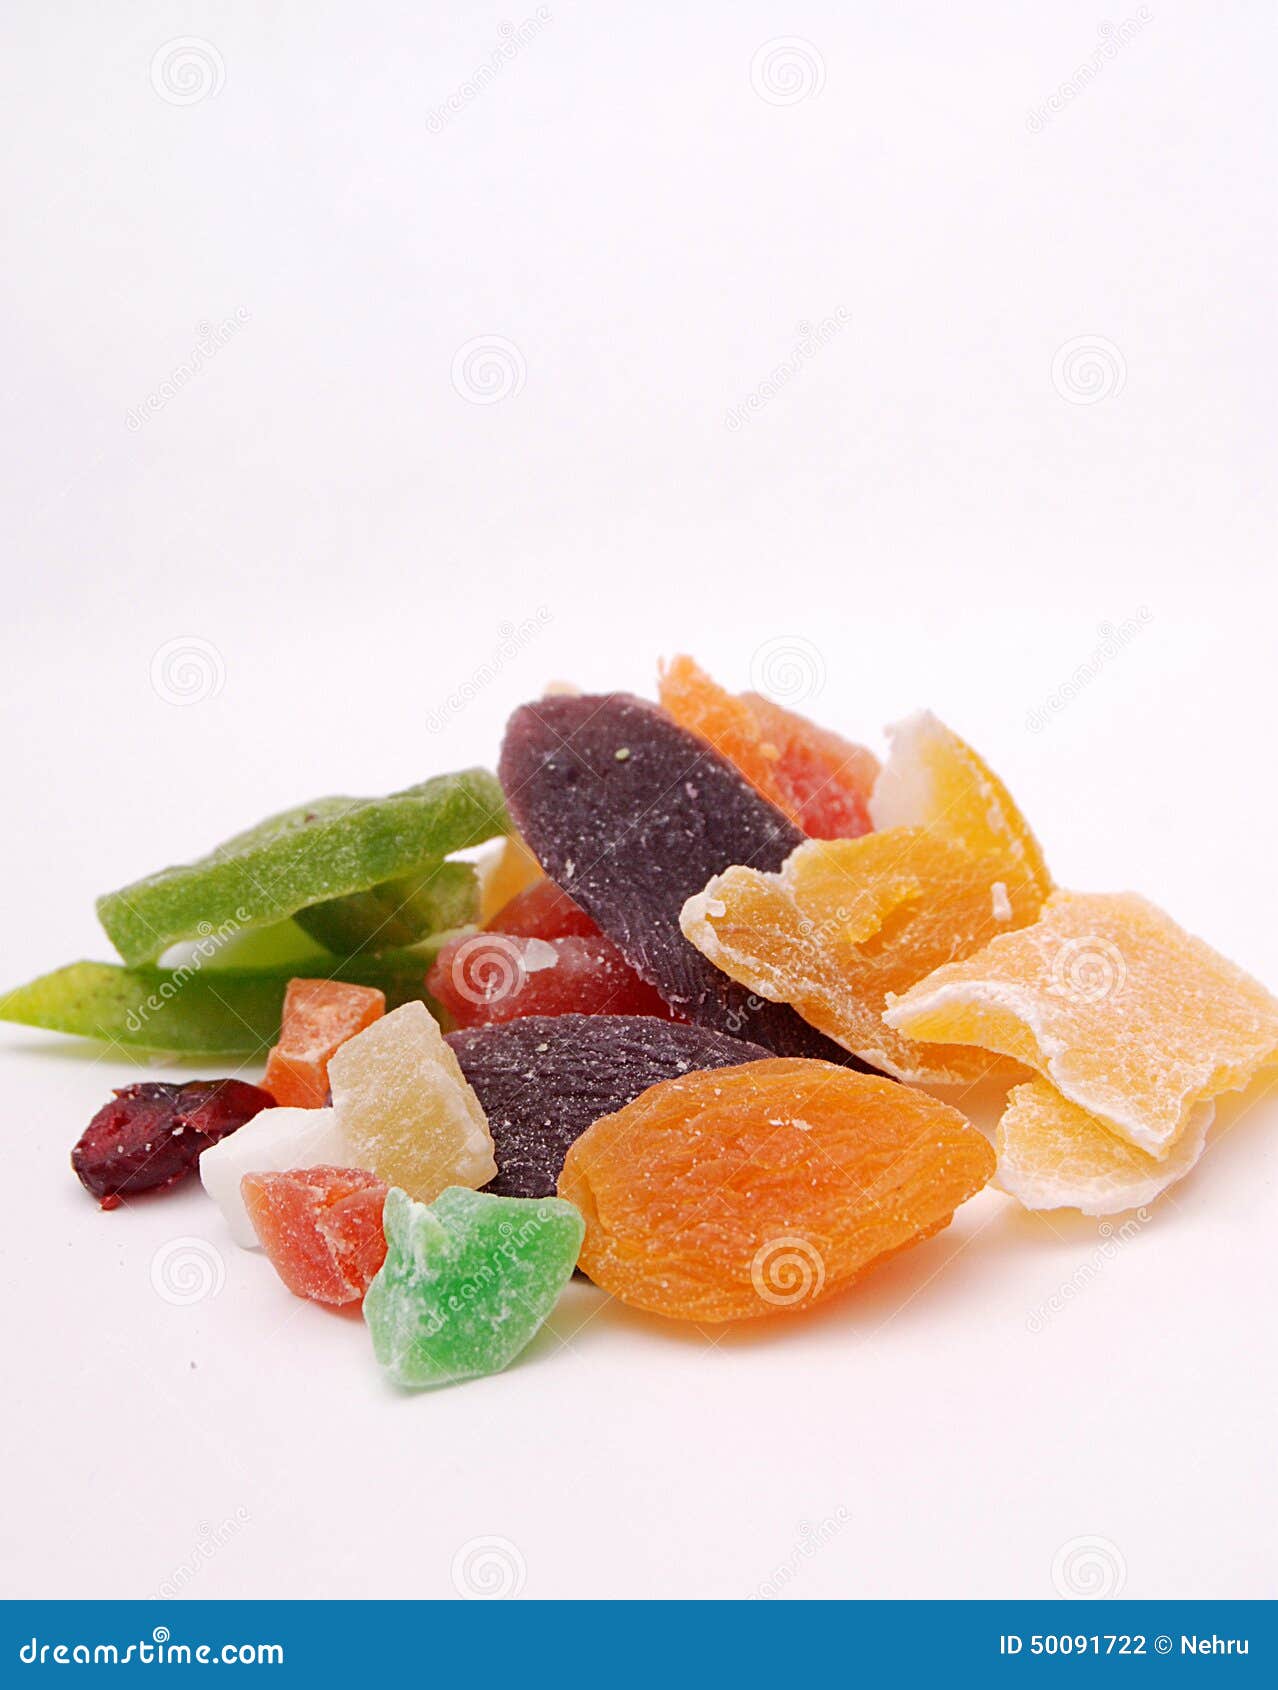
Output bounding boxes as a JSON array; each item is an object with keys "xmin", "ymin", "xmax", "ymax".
[{"xmin": 2, "ymin": 2, "xmax": 1274, "ymax": 1600}]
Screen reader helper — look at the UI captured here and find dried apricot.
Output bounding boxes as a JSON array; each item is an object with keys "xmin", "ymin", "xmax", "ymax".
[
  {"xmin": 658, "ymin": 655, "xmax": 878, "ymax": 838},
  {"xmin": 885, "ymin": 890, "xmax": 1278, "ymax": 1155},
  {"xmin": 558, "ymin": 1057, "xmax": 994, "ymax": 1321},
  {"xmin": 681, "ymin": 827, "xmax": 1043, "ymax": 1082}
]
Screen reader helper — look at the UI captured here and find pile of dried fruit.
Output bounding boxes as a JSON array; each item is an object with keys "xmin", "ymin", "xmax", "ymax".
[{"xmin": 5, "ymin": 657, "xmax": 1276, "ymax": 1389}]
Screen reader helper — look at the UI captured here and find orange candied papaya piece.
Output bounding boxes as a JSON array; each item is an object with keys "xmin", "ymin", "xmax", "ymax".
[
  {"xmin": 869, "ymin": 711, "xmax": 1051, "ymax": 902},
  {"xmin": 262, "ymin": 978, "xmax": 386, "ymax": 1108},
  {"xmin": 885, "ymin": 890, "xmax": 1278, "ymax": 1157},
  {"xmin": 658, "ymin": 654, "xmax": 878, "ymax": 839},
  {"xmin": 681, "ymin": 827, "xmax": 1044, "ymax": 1083},
  {"xmin": 558, "ymin": 1057, "xmax": 994, "ymax": 1322}
]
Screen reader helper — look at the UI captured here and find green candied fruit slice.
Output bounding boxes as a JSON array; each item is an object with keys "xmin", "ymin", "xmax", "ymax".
[
  {"xmin": 364, "ymin": 1186, "xmax": 584, "ymax": 1388},
  {"xmin": 96, "ymin": 768, "xmax": 509, "ymax": 966},
  {"xmin": 0, "ymin": 951, "xmax": 448, "ymax": 1056},
  {"xmin": 293, "ymin": 859, "xmax": 478, "ymax": 954}
]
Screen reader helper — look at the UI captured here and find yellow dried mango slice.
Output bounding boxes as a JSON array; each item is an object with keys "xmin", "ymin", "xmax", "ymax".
[
  {"xmin": 885, "ymin": 890, "xmax": 1278, "ymax": 1155},
  {"xmin": 996, "ymin": 1078, "xmax": 1213, "ymax": 1215},
  {"xmin": 869, "ymin": 711, "xmax": 1052, "ymax": 901},
  {"xmin": 680, "ymin": 827, "xmax": 1043, "ymax": 1083}
]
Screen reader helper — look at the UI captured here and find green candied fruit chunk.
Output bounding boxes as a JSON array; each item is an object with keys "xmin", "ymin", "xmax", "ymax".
[
  {"xmin": 96, "ymin": 768, "xmax": 509, "ymax": 966},
  {"xmin": 293, "ymin": 859, "xmax": 478, "ymax": 954},
  {"xmin": 364, "ymin": 1186, "xmax": 584, "ymax": 1388},
  {"xmin": 0, "ymin": 951, "xmax": 448, "ymax": 1057}
]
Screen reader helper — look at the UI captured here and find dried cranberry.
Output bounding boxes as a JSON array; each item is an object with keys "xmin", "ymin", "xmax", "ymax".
[{"xmin": 71, "ymin": 1078, "xmax": 273, "ymax": 1207}]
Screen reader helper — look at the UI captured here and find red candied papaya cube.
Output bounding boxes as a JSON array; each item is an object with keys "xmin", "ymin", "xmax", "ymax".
[
  {"xmin": 485, "ymin": 879, "xmax": 598, "ymax": 939},
  {"xmin": 241, "ymin": 1165, "xmax": 388, "ymax": 1305}
]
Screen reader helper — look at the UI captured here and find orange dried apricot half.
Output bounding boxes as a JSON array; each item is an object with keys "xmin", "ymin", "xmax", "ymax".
[{"xmin": 557, "ymin": 1057, "xmax": 995, "ymax": 1322}]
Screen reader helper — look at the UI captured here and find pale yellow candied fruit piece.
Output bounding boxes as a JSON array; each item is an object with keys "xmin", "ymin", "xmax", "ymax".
[
  {"xmin": 996, "ymin": 1077, "xmax": 1213, "ymax": 1215},
  {"xmin": 680, "ymin": 827, "xmax": 1043, "ymax": 1084},
  {"xmin": 885, "ymin": 890, "xmax": 1278, "ymax": 1156},
  {"xmin": 477, "ymin": 832, "xmax": 543, "ymax": 923},
  {"xmin": 869, "ymin": 711, "xmax": 1052, "ymax": 901},
  {"xmin": 328, "ymin": 1000, "xmax": 496, "ymax": 1200}
]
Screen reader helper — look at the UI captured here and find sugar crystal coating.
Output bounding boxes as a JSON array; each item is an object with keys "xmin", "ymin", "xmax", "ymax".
[
  {"xmin": 498, "ymin": 692, "xmax": 868, "ymax": 1064},
  {"xmin": 328, "ymin": 1001, "xmax": 497, "ymax": 1201},
  {"xmin": 558, "ymin": 1057, "xmax": 995, "ymax": 1322},
  {"xmin": 363, "ymin": 1185, "xmax": 584, "ymax": 1387},
  {"xmin": 447, "ymin": 1014, "xmax": 773, "ymax": 1196}
]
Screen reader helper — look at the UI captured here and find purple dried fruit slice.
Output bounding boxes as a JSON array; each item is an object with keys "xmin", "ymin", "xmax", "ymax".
[
  {"xmin": 71, "ymin": 1078, "xmax": 273, "ymax": 1208},
  {"xmin": 497, "ymin": 693, "xmax": 868, "ymax": 1064},
  {"xmin": 448, "ymin": 1013, "xmax": 773, "ymax": 1198}
]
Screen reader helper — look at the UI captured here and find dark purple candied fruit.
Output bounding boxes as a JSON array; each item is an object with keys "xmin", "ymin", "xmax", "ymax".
[
  {"xmin": 497, "ymin": 692, "xmax": 870, "ymax": 1066},
  {"xmin": 71, "ymin": 1078, "xmax": 273, "ymax": 1208},
  {"xmin": 448, "ymin": 1013, "xmax": 773, "ymax": 1198}
]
